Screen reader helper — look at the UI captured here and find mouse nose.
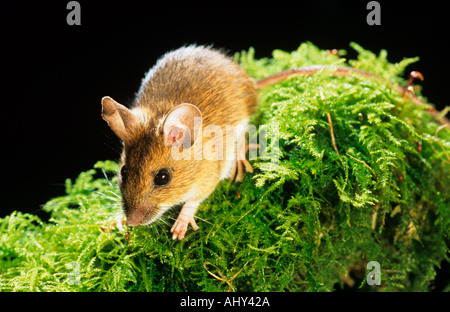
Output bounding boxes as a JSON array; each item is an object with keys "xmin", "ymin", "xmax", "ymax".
[{"xmin": 126, "ymin": 209, "xmax": 146, "ymax": 227}]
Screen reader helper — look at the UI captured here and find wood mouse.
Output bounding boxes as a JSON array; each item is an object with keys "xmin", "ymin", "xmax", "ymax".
[{"xmin": 102, "ymin": 45, "xmax": 448, "ymax": 240}]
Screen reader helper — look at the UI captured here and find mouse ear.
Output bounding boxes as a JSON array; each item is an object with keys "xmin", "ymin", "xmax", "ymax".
[
  {"xmin": 162, "ymin": 103, "xmax": 202, "ymax": 147},
  {"xmin": 101, "ymin": 96, "xmax": 139, "ymax": 142}
]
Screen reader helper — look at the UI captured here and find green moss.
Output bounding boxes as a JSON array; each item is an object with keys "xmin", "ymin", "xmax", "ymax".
[{"xmin": 1, "ymin": 42, "xmax": 449, "ymax": 291}]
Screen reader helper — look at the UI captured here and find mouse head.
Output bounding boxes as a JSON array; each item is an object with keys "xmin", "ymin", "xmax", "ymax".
[{"xmin": 101, "ymin": 96, "xmax": 202, "ymax": 226}]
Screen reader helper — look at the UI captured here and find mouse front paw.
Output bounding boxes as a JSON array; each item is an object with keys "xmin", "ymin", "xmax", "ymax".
[
  {"xmin": 170, "ymin": 201, "xmax": 200, "ymax": 241},
  {"xmin": 170, "ymin": 215, "xmax": 199, "ymax": 241}
]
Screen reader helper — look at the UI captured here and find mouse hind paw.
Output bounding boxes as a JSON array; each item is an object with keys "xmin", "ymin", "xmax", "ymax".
[{"xmin": 229, "ymin": 143, "xmax": 259, "ymax": 182}]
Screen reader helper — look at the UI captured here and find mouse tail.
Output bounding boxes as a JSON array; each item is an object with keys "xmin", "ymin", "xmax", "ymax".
[{"xmin": 256, "ymin": 66, "xmax": 379, "ymax": 90}]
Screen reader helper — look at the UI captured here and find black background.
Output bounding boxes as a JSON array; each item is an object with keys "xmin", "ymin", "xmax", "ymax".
[{"xmin": 2, "ymin": 0, "xmax": 448, "ymax": 219}]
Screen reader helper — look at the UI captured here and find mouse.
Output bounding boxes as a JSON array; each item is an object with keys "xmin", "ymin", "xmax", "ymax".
[{"xmin": 101, "ymin": 45, "xmax": 448, "ymax": 241}]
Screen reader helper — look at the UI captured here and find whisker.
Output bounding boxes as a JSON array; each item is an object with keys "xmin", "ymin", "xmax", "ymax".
[
  {"xmin": 101, "ymin": 133, "xmax": 123, "ymax": 155},
  {"xmin": 100, "ymin": 168, "xmax": 119, "ymax": 192},
  {"xmin": 92, "ymin": 190, "xmax": 121, "ymax": 202},
  {"xmin": 106, "ymin": 190, "xmax": 121, "ymax": 199},
  {"xmin": 30, "ymin": 205, "xmax": 52, "ymax": 215},
  {"xmin": 193, "ymin": 215, "xmax": 211, "ymax": 225},
  {"xmin": 158, "ymin": 218, "xmax": 170, "ymax": 227}
]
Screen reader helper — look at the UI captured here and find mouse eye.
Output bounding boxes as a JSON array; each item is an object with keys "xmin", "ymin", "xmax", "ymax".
[
  {"xmin": 120, "ymin": 165, "xmax": 127, "ymax": 180},
  {"xmin": 154, "ymin": 168, "xmax": 171, "ymax": 187}
]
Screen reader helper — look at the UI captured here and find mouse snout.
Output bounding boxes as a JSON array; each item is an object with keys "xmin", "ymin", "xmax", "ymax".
[
  {"xmin": 126, "ymin": 211, "xmax": 144, "ymax": 227},
  {"xmin": 125, "ymin": 204, "xmax": 152, "ymax": 227}
]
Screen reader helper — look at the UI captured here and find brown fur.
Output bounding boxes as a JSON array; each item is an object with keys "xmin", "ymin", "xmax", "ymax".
[{"xmin": 118, "ymin": 45, "xmax": 258, "ymax": 224}]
